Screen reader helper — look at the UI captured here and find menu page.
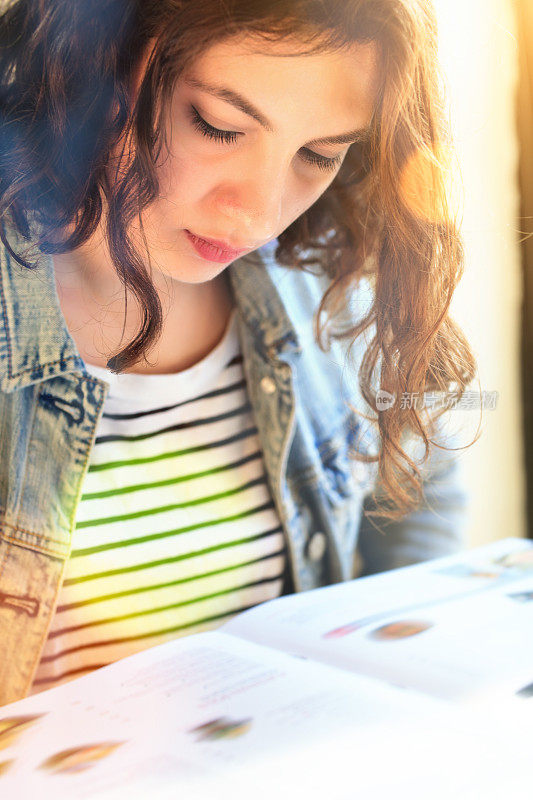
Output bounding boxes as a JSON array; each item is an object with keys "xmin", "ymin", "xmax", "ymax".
[
  {"xmin": 224, "ymin": 538, "xmax": 533, "ymax": 702},
  {"xmin": 0, "ymin": 630, "xmax": 461, "ymax": 799}
]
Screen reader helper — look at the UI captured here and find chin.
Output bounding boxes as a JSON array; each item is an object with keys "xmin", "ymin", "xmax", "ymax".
[{"xmin": 164, "ymin": 257, "xmax": 233, "ymax": 286}]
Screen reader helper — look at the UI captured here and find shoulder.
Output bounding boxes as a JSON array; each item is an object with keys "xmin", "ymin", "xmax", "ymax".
[
  {"xmin": 256, "ymin": 239, "xmax": 379, "ymax": 454},
  {"xmin": 257, "ymin": 238, "xmax": 375, "ymax": 346}
]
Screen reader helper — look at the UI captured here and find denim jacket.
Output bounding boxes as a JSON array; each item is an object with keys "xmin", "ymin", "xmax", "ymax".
[{"xmin": 0, "ymin": 234, "xmax": 468, "ymax": 705}]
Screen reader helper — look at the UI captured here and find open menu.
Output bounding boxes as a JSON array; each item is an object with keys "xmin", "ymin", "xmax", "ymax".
[{"xmin": 1, "ymin": 537, "xmax": 533, "ymax": 800}]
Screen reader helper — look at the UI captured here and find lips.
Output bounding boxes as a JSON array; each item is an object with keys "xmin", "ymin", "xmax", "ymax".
[{"xmin": 184, "ymin": 230, "xmax": 249, "ymax": 263}]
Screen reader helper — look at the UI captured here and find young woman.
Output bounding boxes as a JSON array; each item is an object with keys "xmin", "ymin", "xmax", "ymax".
[{"xmin": 0, "ymin": 0, "xmax": 475, "ymax": 704}]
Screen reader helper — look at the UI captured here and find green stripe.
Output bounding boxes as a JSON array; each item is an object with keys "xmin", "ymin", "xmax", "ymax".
[
  {"xmin": 71, "ymin": 503, "xmax": 276, "ymax": 557},
  {"xmin": 50, "ymin": 575, "xmax": 283, "ymax": 638},
  {"xmin": 88, "ymin": 427, "xmax": 257, "ymax": 473},
  {"xmin": 81, "ymin": 452, "xmax": 261, "ymax": 500},
  {"xmin": 76, "ymin": 476, "xmax": 266, "ymax": 530},
  {"xmin": 58, "ymin": 549, "xmax": 286, "ymax": 610}
]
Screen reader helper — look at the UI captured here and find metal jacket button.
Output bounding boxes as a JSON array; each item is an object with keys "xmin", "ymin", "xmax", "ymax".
[
  {"xmin": 260, "ymin": 376, "xmax": 277, "ymax": 395},
  {"xmin": 307, "ymin": 531, "xmax": 327, "ymax": 562}
]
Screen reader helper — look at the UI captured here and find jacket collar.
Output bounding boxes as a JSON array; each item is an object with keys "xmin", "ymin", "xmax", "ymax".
[{"xmin": 0, "ymin": 234, "xmax": 300, "ymax": 394}]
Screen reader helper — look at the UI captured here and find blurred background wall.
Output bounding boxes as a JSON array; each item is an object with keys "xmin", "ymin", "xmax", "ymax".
[
  {"xmin": 433, "ymin": 0, "xmax": 526, "ymax": 546},
  {"xmin": 516, "ymin": 0, "xmax": 533, "ymax": 541}
]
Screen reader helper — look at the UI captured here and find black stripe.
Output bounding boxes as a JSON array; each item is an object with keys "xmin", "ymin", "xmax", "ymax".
[
  {"xmin": 56, "ymin": 549, "xmax": 287, "ymax": 612},
  {"xmin": 37, "ymin": 603, "xmax": 264, "ymax": 664},
  {"xmin": 32, "ymin": 665, "xmax": 108, "ymax": 685},
  {"xmin": 65, "ymin": 524, "xmax": 284, "ymax": 583},
  {"xmin": 75, "ymin": 476, "xmax": 269, "ymax": 534},
  {"xmin": 95, "ymin": 402, "xmax": 251, "ymax": 444},
  {"xmin": 48, "ymin": 575, "xmax": 284, "ymax": 640},
  {"xmin": 227, "ymin": 354, "xmax": 243, "ymax": 366},
  {"xmin": 88, "ymin": 426, "xmax": 258, "ymax": 473},
  {"xmin": 102, "ymin": 379, "xmax": 246, "ymax": 421}
]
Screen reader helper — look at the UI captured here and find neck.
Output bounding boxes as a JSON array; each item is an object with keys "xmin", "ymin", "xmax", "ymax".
[{"xmin": 53, "ymin": 230, "xmax": 235, "ymax": 375}]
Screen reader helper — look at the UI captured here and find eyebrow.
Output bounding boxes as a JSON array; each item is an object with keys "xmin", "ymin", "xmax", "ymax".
[{"xmin": 184, "ymin": 77, "xmax": 372, "ymax": 146}]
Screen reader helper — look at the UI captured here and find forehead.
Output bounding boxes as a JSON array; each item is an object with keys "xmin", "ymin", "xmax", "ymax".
[{"xmin": 182, "ymin": 34, "xmax": 380, "ymax": 132}]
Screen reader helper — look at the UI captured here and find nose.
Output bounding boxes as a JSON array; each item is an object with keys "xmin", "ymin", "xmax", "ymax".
[{"xmin": 214, "ymin": 166, "xmax": 284, "ymax": 248}]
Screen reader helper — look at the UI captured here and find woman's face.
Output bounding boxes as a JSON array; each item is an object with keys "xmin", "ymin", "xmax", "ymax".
[{"xmin": 130, "ymin": 34, "xmax": 379, "ymax": 284}]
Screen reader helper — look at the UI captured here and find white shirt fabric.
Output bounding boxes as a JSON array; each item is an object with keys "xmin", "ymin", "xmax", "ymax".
[{"xmin": 32, "ymin": 310, "xmax": 286, "ymax": 692}]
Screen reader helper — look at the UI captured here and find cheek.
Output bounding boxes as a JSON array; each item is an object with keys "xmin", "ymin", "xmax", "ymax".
[
  {"xmin": 286, "ymin": 183, "xmax": 332, "ymax": 227},
  {"xmin": 151, "ymin": 137, "xmax": 336, "ymax": 234},
  {"xmin": 155, "ymin": 148, "xmax": 212, "ymax": 207}
]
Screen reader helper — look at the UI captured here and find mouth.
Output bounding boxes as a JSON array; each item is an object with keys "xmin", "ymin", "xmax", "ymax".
[{"xmin": 184, "ymin": 230, "xmax": 250, "ymax": 263}]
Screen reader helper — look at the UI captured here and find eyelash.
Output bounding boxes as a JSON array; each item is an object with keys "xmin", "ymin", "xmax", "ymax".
[{"xmin": 188, "ymin": 105, "xmax": 343, "ymax": 173}]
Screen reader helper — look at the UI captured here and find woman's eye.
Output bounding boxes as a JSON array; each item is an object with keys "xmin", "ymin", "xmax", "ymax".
[
  {"xmin": 188, "ymin": 104, "xmax": 343, "ymax": 173},
  {"xmin": 189, "ymin": 104, "xmax": 241, "ymax": 144},
  {"xmin": 299, "ymin": 149, "xmax": 344, "ymax": 173}
]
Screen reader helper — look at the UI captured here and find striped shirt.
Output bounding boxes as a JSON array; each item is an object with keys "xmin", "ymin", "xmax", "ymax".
[{"xmin": 31, "ymin": 309, "xmax": 287, "ymax": 692}]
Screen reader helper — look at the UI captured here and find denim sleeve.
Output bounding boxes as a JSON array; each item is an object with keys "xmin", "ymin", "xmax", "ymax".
[{"xmin": 356, "ymin": 420, "xmax": 470, "ymax": 577}]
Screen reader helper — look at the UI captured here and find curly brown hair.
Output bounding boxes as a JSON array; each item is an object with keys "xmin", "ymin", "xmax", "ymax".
[{"xmin": 0, "ymin": 0, "xmax": 476, "ymax": 519}]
